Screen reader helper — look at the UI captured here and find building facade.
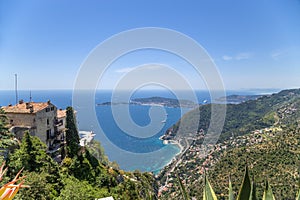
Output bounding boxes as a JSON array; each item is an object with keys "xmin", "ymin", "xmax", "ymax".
[{"xmin": 2, "ymin": 100, "xmax": 65, "ymax": 153}]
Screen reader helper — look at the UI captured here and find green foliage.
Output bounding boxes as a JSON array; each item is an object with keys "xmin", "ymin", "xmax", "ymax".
[
  {"xmin": 65, "ymin": 106, "xmax": 80, "ymax": 158},
  {"xmin": 176, "ymin": 172, "xmax": 189, "ymax": 200},
  {"xmin": 172, "ymin": 88, "xmax": 300, "ymax": 142},
  {"xmin": 228, "ymin": 176, "xmax": 234, "ymax": 200},
  {"xmin": 6, "ymin": 133, "xmax": 61, "ymax": 199},
  {"xmin": 0, "ymin": 108, "xmax": 8, "ymax": 135},
  {"xmin": 175, "ymin": 166, "xmax": 291, "ymax": 200},
  {"xmin": 88, "ymin": 140, "xmax": 109, "ymax": 165},
  {"xmin": 207, "ymin": 128, "xmax": 300, "ymax": 199},
  {"xmin": 162, "ymin": 89, "xmax": 300, "ymax": 199},
  {"xmin": 1, "ymin": 105, "xmax": 158, "ymax": 199},
  {"xmin": 14, "ymin": 171, "xmax": 56, "ymax": 200},
  {"xmin": 203, "ymin": 176, "xmax": 217, "ymax": 200},
  {"xmin": 56, "ymin": 176, "xmax": 109, "ymax": 200},
  {"xmin": 237, "ymin": 166, "xmax": 251, "ymax": 200},
  {"xmin": 262, "ymin": 180, "xmax": 275, "ymax": 200},
  {"xmin": 250, "ymin": 178, "xmax": 257, "ymax": 200},
  {"xmin": 8, "ymin": 132, "xmax": 58, "ymax": 173},
  {"xmin": 0, "ymin": 108, "xmax": 17, "ymax": 153}
]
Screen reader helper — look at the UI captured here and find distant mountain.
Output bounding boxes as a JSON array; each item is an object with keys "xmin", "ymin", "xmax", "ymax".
[{"xmin": 215, "ymin": 94, "xmax": 264, "ymax": 104}]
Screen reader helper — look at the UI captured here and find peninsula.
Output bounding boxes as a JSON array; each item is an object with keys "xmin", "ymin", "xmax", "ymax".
[{"xmin": 97, "ymin": 96, "xmax": 199, "ymax": 108}]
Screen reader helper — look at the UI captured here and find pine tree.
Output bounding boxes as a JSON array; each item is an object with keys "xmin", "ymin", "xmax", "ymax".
[
  {"xmin": 0, "ymin": 108, "xmax": 9, "ymax": 136},
  {"xmin": 8, "ymin": 131, "xmax": 57, "ymax": 172},
  {"xmin": 65, "ymin": 106, "xmax": 80, "ymax": 158}
]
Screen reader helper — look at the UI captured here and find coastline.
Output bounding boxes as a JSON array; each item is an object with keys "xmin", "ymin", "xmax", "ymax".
[
  {"xmin": 159, "ymin": 134, "xmax": 184, "ymax": 154},
  {"xmin": 156, "ymin": 136, "xmax": 185, "ymax": 174}
]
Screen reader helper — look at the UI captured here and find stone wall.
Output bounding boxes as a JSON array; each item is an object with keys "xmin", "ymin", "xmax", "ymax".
[
  {"xmin": 5, "ymin": 103, "xmax": 58, "ymax": 146},
  {"xmin": 35, "ymin": 104, "xmax": 57, "ymax": 145}
]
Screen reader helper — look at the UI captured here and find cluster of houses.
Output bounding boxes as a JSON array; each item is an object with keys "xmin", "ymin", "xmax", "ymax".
[
  {"xmin": 159, "ymin": 126, "xmax": 281, "ymax": 196},
  {"xmin": 1, "ymin": 100, "xmax": 94, "ymax": 162}
]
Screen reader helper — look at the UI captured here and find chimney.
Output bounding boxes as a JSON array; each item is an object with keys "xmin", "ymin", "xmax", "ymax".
[
  {"xmin": 47, "ymin": 100, "xmax": 51, "ymax": 105},
  {"xmin": 26, "ymin": 102, "xmax": 30, "ymax": 109},
  {"xmin": 29, "ymin": 105, "xmax": 34, "ymax": 113},
  {"xmin": 19, "ymin": 99, "xmax": 24, "ymax": 104}
]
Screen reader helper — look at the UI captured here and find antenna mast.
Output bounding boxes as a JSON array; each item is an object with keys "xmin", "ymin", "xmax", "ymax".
[
  {"xmin": 30, "ymin": 90, "xmax": 32, "ymax": 102},
  {"xmin": 15, "ymin": 74, "xmax": 18, "ymax": 104}
]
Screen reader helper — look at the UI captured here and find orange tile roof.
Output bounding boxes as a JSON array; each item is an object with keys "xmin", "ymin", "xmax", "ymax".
[
  {"xmin": 2, "ymin": 102, "xmax": 51, "ymax": 114},
  {"xmin": 57, "ymin": 109, "xmax": 66, "ymax": 118}
]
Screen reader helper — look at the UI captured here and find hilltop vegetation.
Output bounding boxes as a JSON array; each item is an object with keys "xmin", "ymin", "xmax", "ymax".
[
  {"xmin": 209, "ymin": 125, "xmax": 300, "ymax": 199},
  {"xmin": 170, "ymin": 88, "xmax": 300, "ymax": 143},
  {"xmin": 159, "ymin": 88, "xmax": 300, "ymax": 199}
]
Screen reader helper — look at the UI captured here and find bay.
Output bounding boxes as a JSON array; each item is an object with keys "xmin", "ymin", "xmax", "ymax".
[{"xmin": 0, "ymin": 89, "xmax": 274, "ymax": 173}]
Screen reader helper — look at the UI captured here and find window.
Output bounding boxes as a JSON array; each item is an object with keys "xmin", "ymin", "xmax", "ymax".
[
  {"xmin": 46, "ymin": 108, "xmax": 50, "ymax": 112},
  {"xmin": 33, "ymin": 118, "xmax": 36, "ymax": 123},
  {"xmin": 47, "ymin": 119, "xmax": 49, "ymax": 125},
  {"xmin": 46, "ymin": 129, "xmax": 51, "ymax": 140},
  {"xmin": 51, "ymin": 107, "xmax": 54, "ymax": 111},
  {"xmin": 10, "ymin": 119, "xmax": 13, "ymax": 124}
]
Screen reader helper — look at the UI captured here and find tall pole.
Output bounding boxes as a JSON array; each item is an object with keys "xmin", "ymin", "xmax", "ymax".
[{"xmin": 15, "ymin": 74, "xmax": 18, "ymax": 104}]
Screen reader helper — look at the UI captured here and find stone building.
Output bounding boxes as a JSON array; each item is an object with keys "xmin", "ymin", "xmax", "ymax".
[{"xmin": 2, "ymin": 100, "xmax": 65, "ymax": 153}]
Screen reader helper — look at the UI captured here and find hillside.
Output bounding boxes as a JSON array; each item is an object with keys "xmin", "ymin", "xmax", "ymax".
[
  {"xmin": 159, "ymin": 88, "xmax": 300, "ymax": 199},
  {"xmin": 167, "ymin": 88, "xmax": 300, "ymax": 144}
]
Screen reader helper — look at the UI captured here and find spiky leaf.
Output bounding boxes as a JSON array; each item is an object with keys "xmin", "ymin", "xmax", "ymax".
[
  {"xmin": 249, "ymin": 178, "xmax": 257, "ymax": 200},
  {"xmin": 176, "ymin": 172, "xmax": 189, "ymax": 200},
  {"xmin": 262, "ymin": 180, "xmax": 275, "ymax": 200},
  {"xmin": 237, "ymin": 166, "xmax": 251, "ymax": 200},
  {"xmin": 203, "ymin": 176, "xmax": 217, "ymax": 200},
  {"xmin": 228, "ymin": 176, "xmax": 234, "ymax": 200}
]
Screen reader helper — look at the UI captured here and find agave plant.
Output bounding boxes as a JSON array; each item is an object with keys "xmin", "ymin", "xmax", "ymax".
[
  {"xmin": 177, "ymin": 164, "xmax": 300, "ymax": 200},
  {"xmin": 0, "ymin": 162, "xmax": 29, "ymax": 200},
  {"xmin": 203, "ymin": 175, "xmax": 217, "ymax": 200}
]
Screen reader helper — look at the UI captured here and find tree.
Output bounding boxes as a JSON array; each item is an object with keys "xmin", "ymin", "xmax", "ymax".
[
  {"xmin": 0, "ymin": 108, "xmax": 8, "ymax": 135},
  {"xmin": 0, "ymin": 108, "xmax": 18, "ymax": 160},
  {"xmin": 56, "ymin": 176, "xmax": 109, "ymax": 200},
  {"xmin": 13, "ymin": 171, "xmax": 55, "ymax": 200},
  {"xmin": 65, "ymin": 107, "xmax": 80, "ymax": 158},
  {"xmin": 8, "ymin": 131, "xmax": 58, "ymax": 173}
]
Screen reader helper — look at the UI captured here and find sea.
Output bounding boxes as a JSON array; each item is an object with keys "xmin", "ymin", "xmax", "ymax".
[{"xmin": 0, "ymin": 89, "xmax": 279, "ymax": 173}]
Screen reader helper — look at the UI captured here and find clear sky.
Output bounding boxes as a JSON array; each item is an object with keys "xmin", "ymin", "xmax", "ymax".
[{"xmin": 1, "ymin": 0, "xmax": 300, "ymax": 91}]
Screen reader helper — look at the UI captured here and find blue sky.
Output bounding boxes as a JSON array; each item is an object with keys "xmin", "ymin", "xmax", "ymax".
[{"xmin": 1, "ymin": 0, "xmax": 300, "ymax": 91}]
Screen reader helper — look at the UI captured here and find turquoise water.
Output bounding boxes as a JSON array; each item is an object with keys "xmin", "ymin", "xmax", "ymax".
[{"xmin": 0, "ymin": 90, "xmax": 192, "ymax": 172}]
